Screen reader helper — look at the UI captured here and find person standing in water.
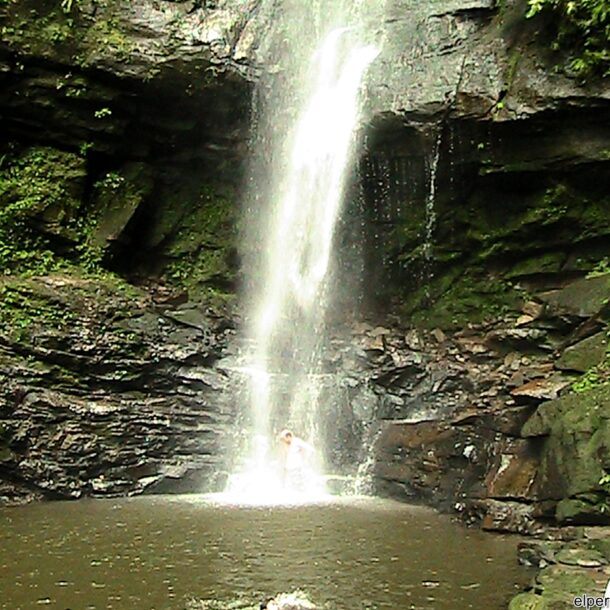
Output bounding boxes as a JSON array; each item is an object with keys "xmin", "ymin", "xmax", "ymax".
[{"xmin": 278, "ymin": 429, "xmax": 315, "ymax": 490}]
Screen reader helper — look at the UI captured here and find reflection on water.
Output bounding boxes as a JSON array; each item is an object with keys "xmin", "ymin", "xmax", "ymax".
[{"xmin": 0, "ymin": 496, "xmax": 530, "ymax": 610}]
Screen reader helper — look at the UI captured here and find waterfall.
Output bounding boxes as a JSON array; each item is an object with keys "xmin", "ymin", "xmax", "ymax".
[
  {"xmin": 225, "ymin": 3, "xmax": 379, "ymax": 502},
  {"xmin": 422, "ymin": 129, "xmax": 442, "ymax": 297}
]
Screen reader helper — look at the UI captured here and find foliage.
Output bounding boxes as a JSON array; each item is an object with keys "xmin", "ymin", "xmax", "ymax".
[
  {"xmin": 526, "ymin": 0, "xmax": 610, "ymax": 79},
  {"xmin": 0, "ymin": 147, "xmax": 105, "ymax": 275},
  {"xmin": 0, "ymin": 148, "xmax": 77, "ymax": 274},
  {"xmin": 60, "ymin": 0, "xmax": 76, "ymax": 12},
  {"xmin": 587, "ymin": 257, "xmax": 610, "ymax": 278},
  {"xmin": 79, "ymin": 141, "xmax": 94, "ymax": 156},
  {"xmin": 2, "ymin": 1, "xmax": 133, "ymax": 67},
  {"xmin": 94, "ymin": 107, "xmax": 112, "ymax": 119},
  {"xmin": 164, "ymin": 185, "xmax": 237, "ymax": 304},
  {"xmin": 0, "ymin": 282, "xmax": 74, "ymax": 341},
  {"xmin": 94, "ymin": 171, "xmax": 124, "ymax": 191},
  {"xmin": 599, "ymin": 471, "xmax": 610, "ymax": 513}
]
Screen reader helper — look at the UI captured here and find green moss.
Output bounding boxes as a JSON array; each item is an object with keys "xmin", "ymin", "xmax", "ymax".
[
  {"xmin": 402, "ymin": 269, "xmax": 521, "ymax": 329},
  {"xmin": 164, "ymin": 184, "xmax": 237, "ymax": 302},
  {"xmin": 0, "ymin": 146, "xmax": 87, "ymax": 274},
  {"xmin": 508, "ymin": 593, "xmax": 549, "ymax": 610},
  {"xmin": 0, "ymin": 147, "xmax": 147, "ymax": 291},
  {"xmin": 587, "ymin": 258, "xmax": 610, "ymax": 278},
  {"xmin": 85, "ymin": 164, "xmax": 152, "ymax": 264},
  {"xmin": 1, "ymin": 1, "xmax": 134, "ymax": 67},
  {"xmin": 505, "ymin": 47, "xmax": 523, "ymax": 90},
  {"xmin": 0, "ymin": 279, "xmax": 75, "ymax": 341},
  {"xmin": 463, "ymin": 181, "xmax": 609, "ymax": 265},
  {"xmin": 523, "ymin": 383, "xmax": 610, "ymax": 509},
  {"xmin": 505, "ymin": 251, "xmax": 566, "ymax": 278},
  {"xmin": 81, "ymin": 16, "xmax": 134, "ymax": 63},
  {"xmin": 526, "ymin": 0, "xmax": 610, "ymax": 80},
  {"xmin": 572, "ymin": 334, "xmax": 610, "ymax": 393}
]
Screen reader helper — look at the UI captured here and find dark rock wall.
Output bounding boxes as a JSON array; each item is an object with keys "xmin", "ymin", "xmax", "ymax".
[
  {"xmin": 358, "ymin": 110, "xmax": 610, "ymax": 324},
  {"xmin": 0, "ymin": 0, "xmax": 255, "ymax": 501},
  {"xmin": 1, "ymin": 0, "xmax": 251, "ymax": 296},
  {"xmin": 370, "ymin": 273, "xmax": 610, "ymax": 532},
  {"xmin": 0, "ymin": 275, "xmax": 238, "ymax": 502}
]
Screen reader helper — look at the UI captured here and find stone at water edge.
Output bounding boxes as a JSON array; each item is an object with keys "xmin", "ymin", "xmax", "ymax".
[{"xmin": 508, "ymin": 592, "xmax": 548, "ymax": 610}]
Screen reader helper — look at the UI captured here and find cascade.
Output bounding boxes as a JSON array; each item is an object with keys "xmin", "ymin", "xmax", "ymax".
[{"xmin": 225, "ymin": 3, "xmax": 379, "ymax": 502}]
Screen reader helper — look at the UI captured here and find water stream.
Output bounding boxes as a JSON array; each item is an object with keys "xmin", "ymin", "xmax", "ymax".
[{"xmin": 228, "ymin": 3, "xmax": 380, "ymax": 499}]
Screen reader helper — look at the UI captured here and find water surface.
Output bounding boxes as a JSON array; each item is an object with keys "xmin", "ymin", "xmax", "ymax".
[{"xmin": 0, "ymin": 495, "xmax": 530, "ymax": 610}]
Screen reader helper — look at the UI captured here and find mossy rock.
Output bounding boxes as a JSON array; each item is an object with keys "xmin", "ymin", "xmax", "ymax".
[
  {"xmin": 539, "ymin": 274, "xmax": 610, "ymax": 318},
  {"xmin": 162, "ymin": 183, "xmax": 237, "ymax": 301},
  {"xmin": 506, "ymin": 251, "xmax": 567, "ymax": 279},
  {"xmin": 509, "ymin": 593, "xmax": 549, "ymax": 610},
  {"xmin": 555, "ymin": 546, "xmax": 607, "ymax": 566},
  {"xmin": 403, "ymin": 269, "xmax": 521, "ymax": 329},
  {"xmin": 1, "ymin": 1, "xmax": 135, "ymax": 70},
  {"xmin": 590, "ymin": 538, "xmax": 610, "ymax": 562},
  {"xmin": 0, "ymin": 146, "xmax": 87, "ymax": 273},
  {"xmin": 522, "ymin": 384, "xmax": 610, "ymax": 514},
  {"xmin": 533, "ymin": 564, "xmax": 610, "ymax": 608},
  {"xmin": 556, "ymin": 497, "xmax": 610, "ymax": 526},
  {"xmin": 0, "ymin": 272, "xmax": 147, "ymax": 349},
  {"xmin": 556, "ymin": 332, "xmax": 609, "ymax": 374},
  {"xmin": 89, "ymin": 163, "xmax": 154, "ymax": 250}
]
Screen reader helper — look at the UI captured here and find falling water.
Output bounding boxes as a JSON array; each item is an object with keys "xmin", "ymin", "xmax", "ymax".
[
  {"xmin": 225, "ymin": 5, "xmax": 379, "ymax": 502},
  {"xmin": 422, "ymin": 129, "xmax": 442, "ymax": 296}
]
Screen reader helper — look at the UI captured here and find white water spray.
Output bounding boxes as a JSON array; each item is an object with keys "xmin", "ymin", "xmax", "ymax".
[{"xmin": 225, "ymin": 13, "xmax": 379, "ymax": 503}]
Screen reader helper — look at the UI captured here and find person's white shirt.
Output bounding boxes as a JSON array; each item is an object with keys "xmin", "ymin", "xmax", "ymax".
[{"xmin": 285, "ymin": 436, "xmax": 314, "ymax": 471}]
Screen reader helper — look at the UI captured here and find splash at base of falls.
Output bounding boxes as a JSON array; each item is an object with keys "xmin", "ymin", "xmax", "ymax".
[
  {"xmin": 223, "ymin": 432, "xmax": 329, "ymax": 506},
  {"xmin": 223, "ymin": 466, "xmax": 329, "ymax": 507}
]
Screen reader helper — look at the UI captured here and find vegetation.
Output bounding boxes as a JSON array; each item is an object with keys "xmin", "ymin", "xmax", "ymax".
[
  {"xmin": 1, "ymin": 0, "xmax": 134, "ymax": 68},
  {"xmin": 60, "ymin": 0, "xmax": 80, "ymax": 12},
  {"xmin": 0, "ymin": 147, "xmax": 128, "ymax": 276},
  {"xmin": 587, "ymin": 257, "xmax": 610, "ymax": 278},
  {"xmin": 526, "ymin": 0, "xmax": 610, "ymax": 79},
  {"xmin": 0, "ymin": 280, "xmax": 74, "ymax": 341},
  {"xmin": 0, "ymin": 147, "xmax": 81, "ymax": 275},
  {"xmin": 164, "ymin": 185, "xmax": 237, "ymax": 306}
]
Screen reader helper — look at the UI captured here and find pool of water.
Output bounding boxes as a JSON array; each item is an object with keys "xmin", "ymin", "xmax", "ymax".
[{"xmin": 0, "ymin": 495, "xmax": 530, "ymax": 610}]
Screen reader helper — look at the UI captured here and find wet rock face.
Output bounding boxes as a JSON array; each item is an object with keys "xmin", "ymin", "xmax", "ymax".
[
  {"xmin": 1, "ymin": 1, "xmax": 250, "ymax": 292},
  {"xmin": 0, "ymin": 275, "xmax": 238, "ymax": 503},
  {"xmin": 0, "ymin": 0, "xmax": 253, "ymax": 154},
  {"xmin": 370, "ymin": 273, "xmax": 610, "ymax": 532}
]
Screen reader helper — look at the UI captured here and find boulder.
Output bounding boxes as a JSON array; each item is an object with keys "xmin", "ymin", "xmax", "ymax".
[
  {"xmin": 485, "ymin": 440, "xmax": 539, "ymax": 501},
  {"xmin": 538, "ymin": 275, "xmax": 610, "ymax": 319},
  {"xmin": 556, "ymin": 498, "xmax": 610, "ymax": 526},
  {"xmin": 522, "ymin": 384, "xmax": 610, "ymax": 519},
  {"xmin": 556, "ymin": 332, "xmax": 609, "ymax": 374},
  {"xmin": 511, "ymin": 376, "xmax": 571, "ymax": 403},
  {"xmin": 480, "ymin": 499, "xmax": 541, "ymax": 535},
  {"xmin": 89, "ymin": 163, "xmax": 154, "ymax": 249}
]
